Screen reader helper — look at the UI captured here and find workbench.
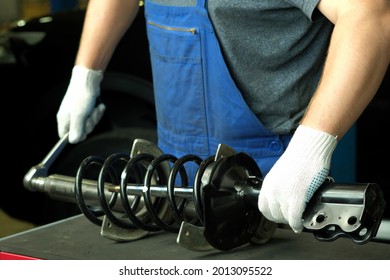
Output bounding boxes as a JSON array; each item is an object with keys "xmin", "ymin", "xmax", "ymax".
[{"xmin": 0, "ymin": 214, "xmax": 389, "ymax": 260}]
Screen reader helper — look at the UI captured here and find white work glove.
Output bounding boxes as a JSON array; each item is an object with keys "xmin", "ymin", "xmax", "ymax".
[
  {"xmin": 258, "ymin": 125, "xmax": 338, "ymax": 233},
  {"xmin": 56, "ymin": 65, "xmax": 105, "ymax": 143}
]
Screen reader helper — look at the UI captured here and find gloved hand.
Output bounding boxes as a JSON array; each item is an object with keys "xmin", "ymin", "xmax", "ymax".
[
  {"xmin": 258, "ymin": 125, "xmax": 338, "ymax": 233},
  {"xmin": 56, "ymin": 65, "xmax": 105, "ymax": 144}
]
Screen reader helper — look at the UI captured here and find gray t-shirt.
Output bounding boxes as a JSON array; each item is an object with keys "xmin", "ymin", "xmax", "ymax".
[{"xmin": 207, "ymin": 0, "xmax": 334, "ymax": 135}]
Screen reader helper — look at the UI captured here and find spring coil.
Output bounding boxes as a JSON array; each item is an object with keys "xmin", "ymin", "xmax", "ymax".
[{"xmin": 74, "ymin": 151, "xmax": 216, "ymax": 234}]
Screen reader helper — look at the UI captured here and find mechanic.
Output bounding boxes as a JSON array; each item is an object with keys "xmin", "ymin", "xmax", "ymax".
[{"xmin": 56, "ymin": 0, "xmax": 390, "ymax": 233}]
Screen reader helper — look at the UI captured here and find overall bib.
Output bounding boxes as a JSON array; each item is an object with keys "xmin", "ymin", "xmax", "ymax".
[{"xmin": 144, "ymin": 0, "xmax": 292, "ymax": 177}]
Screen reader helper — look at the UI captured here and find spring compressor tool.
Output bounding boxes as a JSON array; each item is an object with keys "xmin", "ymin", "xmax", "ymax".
[{"xmin": 24, "ymin": 134, "xmax": 386, "ymax": 251}]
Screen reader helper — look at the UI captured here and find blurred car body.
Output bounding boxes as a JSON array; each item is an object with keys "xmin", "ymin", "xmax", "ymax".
[{"xmin": 1, "ymin": 6, "xmax": 156, "ymax": 224}]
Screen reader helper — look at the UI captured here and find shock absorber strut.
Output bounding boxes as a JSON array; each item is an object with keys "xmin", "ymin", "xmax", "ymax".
[{"xmin": 23, "ymin": 136, "xmax": 386, "ymax": 251}]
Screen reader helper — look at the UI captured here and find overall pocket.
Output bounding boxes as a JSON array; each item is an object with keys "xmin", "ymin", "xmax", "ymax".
[{"xmin": 146, "ymin": 20, "xmax": 207, "ymax": 138}]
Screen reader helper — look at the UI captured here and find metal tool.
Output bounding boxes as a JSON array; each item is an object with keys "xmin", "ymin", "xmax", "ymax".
[{"xmin": 23, "ymin": 135, "xmax": 386, "ymax": 251}]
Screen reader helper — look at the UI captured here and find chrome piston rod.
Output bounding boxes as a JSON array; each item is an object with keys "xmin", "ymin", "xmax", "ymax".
[{"xmin": 27, "ymin": 174, "xmax": 195, "ymax": 204}]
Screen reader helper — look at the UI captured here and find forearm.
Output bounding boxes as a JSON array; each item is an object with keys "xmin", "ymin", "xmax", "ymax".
[
  {"xmin": 75, "ymin": 0, "xmax": 141, "ymax": 70},
  {"xmin": 302, "ymin": 0, "xmax": 390, "ymax": 139}
]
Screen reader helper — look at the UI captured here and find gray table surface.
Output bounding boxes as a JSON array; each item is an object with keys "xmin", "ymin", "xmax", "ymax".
[{"xmin": 0, "ymin": 214, "xmax": 389, "ymax": 260}]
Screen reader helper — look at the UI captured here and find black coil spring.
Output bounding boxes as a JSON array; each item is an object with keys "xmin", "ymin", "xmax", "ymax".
[{"xmin": 74, "ymin": 152, "xmax": 215, "ymax": 233}]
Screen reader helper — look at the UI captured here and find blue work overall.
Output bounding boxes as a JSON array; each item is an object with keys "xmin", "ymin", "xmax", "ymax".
[{"xmin": 144, "ymin": 0, "xmax": 292, "ymax": 179}]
